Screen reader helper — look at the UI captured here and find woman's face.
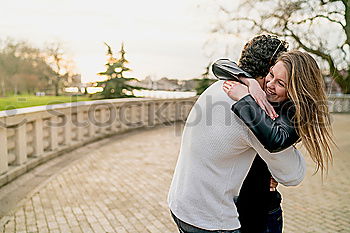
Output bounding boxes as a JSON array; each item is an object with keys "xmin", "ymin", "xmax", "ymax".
[{"xmin": 265, "ymin": 61, "xmax": 288, "ymax": 103}]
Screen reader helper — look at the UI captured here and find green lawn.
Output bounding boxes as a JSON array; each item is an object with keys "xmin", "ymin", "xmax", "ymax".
[{"xmin": 0, "ymin": 95, "xmax": 92, "ymax": 111}]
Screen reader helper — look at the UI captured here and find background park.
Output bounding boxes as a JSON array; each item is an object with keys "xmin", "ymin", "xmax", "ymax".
[{"xmin": 0, "ymin": 0, "xmax": 349, "ymax": 232}]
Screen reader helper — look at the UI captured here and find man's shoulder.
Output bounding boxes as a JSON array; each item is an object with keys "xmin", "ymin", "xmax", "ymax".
[
  {"xmin": 200, "ymin": 80, "xmax": 222, "ymax": 94},
  {"xmin": 196, "ymin": 80, "xmax": 235, "ymax": 104}
]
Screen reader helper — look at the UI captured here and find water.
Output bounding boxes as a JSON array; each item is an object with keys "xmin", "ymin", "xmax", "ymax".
[{"xmin": 133, "ymin": 89, "xmax": 197, "ymax": 99}]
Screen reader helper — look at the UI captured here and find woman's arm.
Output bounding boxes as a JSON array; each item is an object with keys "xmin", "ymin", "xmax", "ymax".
[
  {"xmin": 222, "ymin": 76, "xmax": 299, "ymax": 152},
  {"xmin": 232, "ymin": 94, "xmax": 299, "ymax": 152},
  {"xmin": 222, "ymin": 82, "xmax": 299, "ymax": 152},
  {"xmin": 214, "ymin": 59, "xmax": 277, "ymax": 118},
  {"xmin": 212, "ymin": 59, "xmax": 252, "ymax": 82}
]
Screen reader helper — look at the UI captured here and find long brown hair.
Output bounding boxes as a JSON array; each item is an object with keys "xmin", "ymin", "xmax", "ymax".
[{"xmin": 277, "ymin": 51, "xmax": 335, "ymax": 174}]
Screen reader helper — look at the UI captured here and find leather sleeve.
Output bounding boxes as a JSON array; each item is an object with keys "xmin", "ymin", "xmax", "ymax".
[
  {"xmin": 212, "ymin": 59, "xmax": 253, "ymax": 83},
  {"xmin": 232, "ymin": 95, "xmax": 299, "ymax": 153}
]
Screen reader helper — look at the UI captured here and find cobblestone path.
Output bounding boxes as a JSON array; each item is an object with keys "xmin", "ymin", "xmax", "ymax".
[{"xmin": 1, "ymin": 115, "xmax": 349, "ymax": 233}]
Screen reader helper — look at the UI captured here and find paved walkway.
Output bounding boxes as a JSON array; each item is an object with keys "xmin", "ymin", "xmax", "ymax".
[{"xmin": 1, "ymin": 115, "xmax": 350, "ymax": 233}]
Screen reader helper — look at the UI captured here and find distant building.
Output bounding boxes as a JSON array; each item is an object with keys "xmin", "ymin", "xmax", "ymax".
[
  {"xmin": 127, "ymin": 76, "xmax": 154, "ymax": 90},
  {"xmin": 154, "ymin": 77, "xmax": 181, "ymax": 91},
  {"xmin": 179, "ymin": 79, "xmax": 197, "ymax": 91},
  {"xmin": 127, "ymin": 76, "xmax": 199, "ymax": 91}
]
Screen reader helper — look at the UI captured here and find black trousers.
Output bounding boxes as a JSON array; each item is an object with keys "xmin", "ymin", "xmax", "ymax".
[{"xmin": 171, "ymin": 211, "xmax": 241, "ymax": 233}]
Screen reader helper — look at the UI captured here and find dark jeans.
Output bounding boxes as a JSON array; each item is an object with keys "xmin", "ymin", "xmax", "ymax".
[
  {"xmin": 171, "ymin": 211, "xmax": 241, "ymax": 233},
  {"xmin": 234, "ymin": 194, "xmax": 283, "ymax": 233},
  {"xmin": 266, "ymin": 206, "xmax": 283, "ymax": 233}
]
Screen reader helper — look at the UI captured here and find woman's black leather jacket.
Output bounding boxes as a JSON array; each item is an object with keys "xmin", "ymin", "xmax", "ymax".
[
  {"xmin": 212, "ymin": 58, "xmax": 252, "ymax": 82},
  {"xmin": 232, "ymin": 95, "xmax": 299, "ymax": 152}
]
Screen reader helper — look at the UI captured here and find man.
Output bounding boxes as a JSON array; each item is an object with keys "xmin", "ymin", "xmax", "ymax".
[{"xmin": 168, "ymin": 35, "xmax": 305, "ymax": 232}]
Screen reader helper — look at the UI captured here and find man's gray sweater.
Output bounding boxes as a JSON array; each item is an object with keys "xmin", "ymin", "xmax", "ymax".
[{"xmin": 168, "ymin": 80, "xmax": 306, "ymax": 230}]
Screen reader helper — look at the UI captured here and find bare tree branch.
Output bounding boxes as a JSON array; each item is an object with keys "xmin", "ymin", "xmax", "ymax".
[
  {"xmin": 213, "ymin": 0, "xmax": 350, "ymax": 92},
  {"xmin": 343, "ymin": 0, "xmax": 350, "ymax": 45},
  {"xmin": 287, "ymin": 28, "xmax": 346, "ymax": 88},
  {"xmin": 340, "ymin": 0, "xmax": 348, "ymax": 6},
  {"xmin": 230, "ymin": 17, "xmax": 285, "ymax": 36},
  {"xmin": 337, "ymin": 44, "xmax": 348, "ymax": 61},
  {"xmin": 320, "ymin": 0, "xmax": 342, "ymax": 4},
  {"xmin": 218, "ymin": 5, "xmax": 231, "ymax": 15},
  {"xmin": 292, "ymin": 14, "xmax": 345, "ymax": 29}
]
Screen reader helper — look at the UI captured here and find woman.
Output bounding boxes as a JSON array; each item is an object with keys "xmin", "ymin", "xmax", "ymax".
[{"xmin": 218, "ymin": 51, "xmax": 335, "ymax": 233}]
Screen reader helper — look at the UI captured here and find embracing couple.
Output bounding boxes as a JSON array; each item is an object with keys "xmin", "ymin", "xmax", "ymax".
[{"xmin": 168, "ymin": 35, "xmax": 334, "ymax": 233}]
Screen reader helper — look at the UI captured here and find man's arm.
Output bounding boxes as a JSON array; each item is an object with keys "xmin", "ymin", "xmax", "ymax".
[{"xmin": 243, "ymin": 127, "xmax": 306, "ymax": 186}]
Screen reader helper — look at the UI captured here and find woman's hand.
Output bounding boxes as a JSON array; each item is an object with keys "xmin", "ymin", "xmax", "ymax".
[
  {"xmin": 224, "ymin": 78, "xmax": 278, "ymax": 120},
  {"xmin": 223, "ymin": 81, "xmax": 249, "ymax": 101},
  {"xmin": 246, "ymin": 79, "xmax": 278, "ymax": 119},
  {"xmin": 270, "ymin": 177, "xmax": 278, "ymax": 191}
]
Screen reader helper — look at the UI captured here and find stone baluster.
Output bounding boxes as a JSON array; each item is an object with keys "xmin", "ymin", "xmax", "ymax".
[
  {"xmin": 33, "ymin": 118, "xmax": 44, "ymax": 157},
  {"xmin": 49, "ymin": 116, "xmax": 58, "ymax": 151},
  {"xmin": 132, "ymin": 104, "xmax": 141, "ymax": 128},
  {"xmin": 345, "ymin": 98, "xmax": 350, "ymax": 112},
  {"xmin": 113, "ymin": 105, "xmax": 121, "ymax": 133},
  {"xmin": 100, "ymin": 107, "xmax": 109, "ymax": 133},
  {"xmin": 170, "ymin": 101, "xmax": 175, "ymax": 120},
  {"xmin": 88, "ymin": 106, "xmax": 96, "ymax": 137},
  {"xmin": 141, "ymin": 103, "xmax": 148, "ymax": 128},
  {"xmin": 64, "ymin": 113, "xmax": 72, "ymax": 146},
  {"xmin": 148, "ymin": 102, "xmax": 155, "ymax": 127},
  {"xmin": 0, "ymin": 126, "xmax": 8, "ymax": 174},
  {"xmin": 76, "ymin": 110, "xmax": 85, "ymax": 141},
  {"xmin": 14, "ymin": 123, "xmax": 27, "ymax": 165}
]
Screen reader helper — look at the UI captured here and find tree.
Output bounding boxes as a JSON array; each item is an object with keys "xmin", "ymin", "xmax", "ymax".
[
  {"xmin": 45, "ymin": 42, "xmax": 75, "ymax": 96},
  {"xmin": 194, "ymin": 63, "xmax": 216, "ymax": 95},
  {"xmin": 97, "ymin": 43, "xmax": 141, "ymax": 98},
  {"xmin": 0, "ymin": 39, "xmax": 56, "ymax": 96},
  {"xmin": 213, "ymin": 0, "xmax": 350, "ymax": 93}
]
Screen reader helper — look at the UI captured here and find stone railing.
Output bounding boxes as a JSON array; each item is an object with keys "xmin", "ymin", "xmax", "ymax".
[
  {"xmin": 0, "ymin": 97, "xmax": 197, "ymax": 187},
  {"xmin": 328, "ymin": 94, "xmax": 350, "ymax": 113},
  {"xmin": 0, "ymin": 95, "xmax": 348, "ymax": 187}
]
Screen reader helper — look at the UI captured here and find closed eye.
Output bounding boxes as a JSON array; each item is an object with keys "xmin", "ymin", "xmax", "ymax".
[{"xmin": 278, "ymin": 80, "xmax": 285, "ymax": 87}]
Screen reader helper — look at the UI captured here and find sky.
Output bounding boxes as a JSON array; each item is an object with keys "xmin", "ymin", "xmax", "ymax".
[{"xmin": 0, "ymin": 0, "xmax": 244, "ymax": 83}]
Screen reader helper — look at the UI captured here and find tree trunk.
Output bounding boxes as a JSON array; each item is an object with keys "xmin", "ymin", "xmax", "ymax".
[
  {"xmin": 54, "ymin": 77, "xmax": 60, "ymax": 96},
  {"xmin": 1, "ymin": 80, "xmax": 5, "ymax": 97},
  {"xmin": 14, "ymin": 82, "xmax": 18, "ymax": 95},
  {"xmin": 55, "ymin": 84, "xmax": 59, "ymax": 96}
]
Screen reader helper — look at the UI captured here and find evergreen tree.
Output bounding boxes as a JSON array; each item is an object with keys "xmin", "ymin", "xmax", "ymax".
[
  {"xmin": 97, "ymin": 43, "xmax": 140, "ymax": 98},
  {"xmin": 194, "ymin": 63, "xmax": 216, "ymax": 95}
]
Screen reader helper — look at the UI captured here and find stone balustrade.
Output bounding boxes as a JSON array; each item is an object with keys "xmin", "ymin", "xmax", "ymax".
[
  {"xmin": 0, "ymin": 95, "xmax": 349, "ymax": 187},
  {"xmin": 0, "ymin": 97, "xmax": 197, "ymax": 187},
  {"xmin": 328, "ymin": 94, "xmax": 350, "ymax": 113}
]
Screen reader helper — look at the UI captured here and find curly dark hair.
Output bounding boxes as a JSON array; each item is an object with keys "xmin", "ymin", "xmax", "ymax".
[{"xmin": 238, "ymin": 34, "xmax": 288, "ymax": 79}]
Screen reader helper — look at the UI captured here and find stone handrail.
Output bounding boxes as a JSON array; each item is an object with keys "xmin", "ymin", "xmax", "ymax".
[
  {"xmin": 0, "ymin": 97, "xmax": 197, "ymax": 187},
  {"xmin": 328, "ymin": 94, "xmax": 350, "ymax": 113},
  {"xmin": 0, "ymin": 95, "xmax": 349, "ymax": 187}
]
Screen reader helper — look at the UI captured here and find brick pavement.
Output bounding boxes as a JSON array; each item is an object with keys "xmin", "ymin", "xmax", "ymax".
[
  {"xmin": 279, "ymin": 114, "xmax": 350, "ymax": 233},
  {"xmin": 1, "ymin": 115, "xmax": 350, "ymax": 233}
]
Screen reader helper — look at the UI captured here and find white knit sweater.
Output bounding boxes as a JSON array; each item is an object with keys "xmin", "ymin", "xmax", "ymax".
[{"xmin": 168, "ymin": 80, "xmax": 305, "ymax": 230}]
